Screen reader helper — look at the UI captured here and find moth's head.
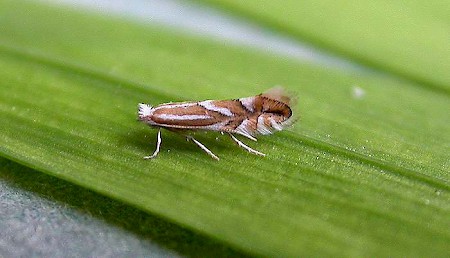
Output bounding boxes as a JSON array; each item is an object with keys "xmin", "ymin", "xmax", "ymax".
[{"xmin": 138, "ymin": 103, "xmax": 153, "ymax": 121}]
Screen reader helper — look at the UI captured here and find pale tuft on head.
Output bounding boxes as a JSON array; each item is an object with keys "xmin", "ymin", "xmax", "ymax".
[{"xmin": 138, "ymin": 103, "xmax": 153, "ymax": 119}]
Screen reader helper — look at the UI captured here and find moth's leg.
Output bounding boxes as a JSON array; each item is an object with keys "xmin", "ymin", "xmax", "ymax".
[
  {"xmin": 144, "ymin": 128, "xmax": 162, "ymax": 159},
  {"xmin": 228, "ymin": 133, "xmax": 265, "ymax": 156},
  {"xmin": 186, "ymin": 135, "xmax": 220, "ymax": 161},
  {"xmin": 239, "ymin": 132, "xmax": 257, "ymax": 141}
]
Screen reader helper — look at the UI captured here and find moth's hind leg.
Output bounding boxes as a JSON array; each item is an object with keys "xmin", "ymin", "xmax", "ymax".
[
  {"xmin": 144, "ymin": 128, "xmax": 162, "ymax": 159},
  {"xmin": 186, "ymin": 135, "xmax": 220, "ymax": 161},
  {"xmin": 228, "ymin": 133, "xmax": 265, "ymax": 156}
]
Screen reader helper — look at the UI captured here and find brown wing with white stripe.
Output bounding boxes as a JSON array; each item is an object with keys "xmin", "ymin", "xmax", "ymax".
[
  {"xmin": 137, "ymin": 86, "xmax": 296, "ymax": 160},
  {"xmin": 232, "ymin": 87, "xmax": 295, "ymax": 138},
  {"xmin": 138, "ymin": 87, "xmax": 295, "ymax": 137}
]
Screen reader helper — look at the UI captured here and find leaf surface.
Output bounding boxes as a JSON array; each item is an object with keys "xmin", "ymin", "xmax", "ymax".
[
  {"xmin": 199, "ymin": 0, "xmax": 450, "ymax": 93},
  {"xmin": 0, "ymin": 1, "xmax": 449, "ymax": 257}
]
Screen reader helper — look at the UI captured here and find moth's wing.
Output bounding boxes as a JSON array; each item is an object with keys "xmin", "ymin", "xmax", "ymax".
[
  {"xmin": 261, "ymin": 86, "xmax": 299, "ymax": 129},
  {"xmin": 261, "ymin": 86, "xmax": 297, "ymax": 106}
]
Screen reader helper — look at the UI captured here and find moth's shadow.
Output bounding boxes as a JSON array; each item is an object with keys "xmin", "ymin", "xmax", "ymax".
[{"xmin": 127, "ymin": 126, "xmax": 236, "ymax": 158}]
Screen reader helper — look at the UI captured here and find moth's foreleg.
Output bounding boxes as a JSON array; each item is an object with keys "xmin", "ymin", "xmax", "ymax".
[
  {"xmin": 228, "ymin": 133, "xmax": 265, "ymax": 156},
  {"xmin": 186, "ymin": 135, "xmax": 220, "ymax": 161},
  {"xmin": 144, "ymin": 128, "xmax": 162, "ymax": 159}
]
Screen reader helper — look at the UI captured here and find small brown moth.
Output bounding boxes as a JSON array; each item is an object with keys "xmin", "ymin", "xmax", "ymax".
[{"xmin": 138, "ymin": 87, "xmax": 296, "ymax": 160}]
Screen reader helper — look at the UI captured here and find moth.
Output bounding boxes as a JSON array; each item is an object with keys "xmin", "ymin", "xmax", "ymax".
[{"xmin": 138, "ymin": 87, "xmax": 296, "ymax": 160}]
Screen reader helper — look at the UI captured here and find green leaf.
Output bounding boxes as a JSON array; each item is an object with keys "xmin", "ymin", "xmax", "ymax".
[
  {"xmin": 0, "ymin": 1, "xmax": 449, "ymax": 257},
  {"xmin": 198, "ymin": 0, "xmax": 450, "ymax": 93},
  {"xmin": 0, "ymin": 157, "xmax": 250, "ymax": 257}
]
